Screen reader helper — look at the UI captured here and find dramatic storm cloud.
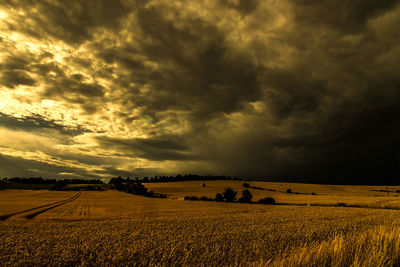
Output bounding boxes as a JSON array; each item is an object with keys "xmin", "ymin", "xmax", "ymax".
[{"xmin": 0, "ymin": 0, "xmax": 399, "ymax": 183}]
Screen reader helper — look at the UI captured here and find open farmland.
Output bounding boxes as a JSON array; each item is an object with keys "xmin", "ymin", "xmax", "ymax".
[
  {"xmin": 147, "ymin": 180, "xmax": 400, "ymax": 208},
  {"xmin": 2, "ymin": 183, "xmax": 400, "ymax": 266}
]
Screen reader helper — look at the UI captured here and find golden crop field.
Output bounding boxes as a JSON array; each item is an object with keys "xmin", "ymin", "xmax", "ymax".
[
  {"xmin": 2, "ymin": 182, "xmax": 400, "ymax": 266},
  {"xmin": 147, "ymin": 180, "xmax": 400, "ymax": 208}
]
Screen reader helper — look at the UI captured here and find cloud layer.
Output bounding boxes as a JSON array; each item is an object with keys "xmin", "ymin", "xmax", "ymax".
[{"xmin": 0, "ymin": 0, "xmax": 399, "ymax": 183}]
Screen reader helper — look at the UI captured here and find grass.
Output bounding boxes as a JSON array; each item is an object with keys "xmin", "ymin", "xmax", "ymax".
[{"xmin": 2, "ymin": 181, "xmax": 400, "ymax": 265}]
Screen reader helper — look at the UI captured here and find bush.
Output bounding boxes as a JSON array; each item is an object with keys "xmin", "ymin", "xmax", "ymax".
[
  {"xmin": 215, "ymin": 193, "xmax": 224, "ymax": 202},
  {"xmin": 222, "ymin": 187, "xmax": 237, "ymax": 202},
  {"xmin": 200, "ymin": 196, "xmax": 209, "ymax": 201},
  {"xmin": 337, "ymin": 202, "xmax": 347, "ymax": 207},
  {"xmin": 85, "ymin": 185, "xmax": 96, "ymax": 191},
  {"xmin": 189, "ymin": 196, "xmax": 199, "ymax": 201},
  {"xmin": 238, "ymin": 189, "xmax": 253, "ymax": 203},
  {"xmin": 127, "ymin": 182, "xmax": 148, "ymax": 195},
  {"xmin": 312, "ymin": 192, "xmax": 316, "ymax": 195},
  {"xmin": 286, "ymin": 189, "xmax": 292, "ymax": 194},
  {"xmin": 51, "ymin": 181, "xmax": 67, "ymax": 191},
  {"xmin": 243, "ymin": 182, "xmax": 250, "ymax": 188},
  {"xmin": 258, "ymin": 197, "xmax": 276, "ymax": 204},
  {"xmin": 184, "ymin": 196, "xmax": 191, "ymax": 200},
  {"xmin": 146, "ymin": 191, "xmax": 154, "ymax": 197}
]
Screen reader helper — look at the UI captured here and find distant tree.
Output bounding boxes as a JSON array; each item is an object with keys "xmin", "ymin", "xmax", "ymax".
[
  {"xmin": 238, "ymin": 189, "xmax": 253, "ymax": 203},
  {"xmin": 51, "ymin": 180, "xmax": 67, "ymax": 191},
  {"xmin": 215, "ymin": 193, "xmax": 224, "ymax": 202},
  {"xmin": 243, "ymin": 182, "xmax": 250, "ymax": 188},
  {"xmin": 286, "ymin": 189, "xmax": 292, "ymax": 194},
  {"xmin": 85, "ymin": 185, "xmax": 96, "ymax": 191},
  {"xmin": 222, "ymin": 187, "xmax": 237, "ymax": 202},
  {"xmin": 127, "ymin": 182, "xmax": 148, "ymax": 195},
  {"xmin": 109, "ymin": 177, "xmax": 125, "ymax": 190},
  {"xmin": 200, "ymin": 196, "xmax": 208, "ymax": 201},
  {"xmin": 258, "ymin": 197, "xmax": 275, "ymax": 204}
]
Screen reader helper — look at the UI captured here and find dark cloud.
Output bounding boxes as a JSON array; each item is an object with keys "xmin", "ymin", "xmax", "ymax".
[
  {"xmin": 113, "ymin": 5, "xmax": 263, "ymax": 120},
  {"xmin": 0, "ymin": 153, "xmax": 98, "ymax": 179},
  {"xmin": 200, "ymin": 74, "xmax": 400, "ymax": 183},
  {"xmin": 292, "ymin": 0, "xmax": 400, "ymax": 33},
  {"xmin": 264, "ymin": 71, "xmax": 327, "ymax": 119},
  {"xmin": 1, "ymin": 0, "xmax": 129, "ymax": 44},
  {"xmin": 0, "ymin": 112, "xmax": 90, "ymax": 136},
  {"xmin": 219, "ymin": 0, "xmax": 260, "ymax": 15},
  {"xmin": 0, "ymin": 53, "xmax": 36, "ymax": 88},
  {"xmin": 41, "ymin": 71, "xmax": 105, "ymax": 98},
  {"xmin": 96, "ymin": 135, "xmax": 201, "ymax": 161},
  {"xmin": 0, "ymin": 151, "xmax": 158, "ymax": 179},
  {"xmin": 39, "ymin": 71, "xmax": 105, "ymax": 114},
  {"xmin": 1, "ymin": 70, "xmax": 35, "ymax": 88},
  {"xmin": 1, "ymin": 0, "xmax": 400, "ymax": 183},
  {"xmin": 95, "ymin": 166, "xmax": 153, "ymax": 178},
  {"xmin": 1, "ymin": 54, "xmax": 30, "ymax": 70}
]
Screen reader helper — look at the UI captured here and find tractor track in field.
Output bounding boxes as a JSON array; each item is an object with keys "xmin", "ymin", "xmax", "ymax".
[
  {"xmin": 78, "ymin": 199, "xmax": 91, "ymax": 217},
  {"xmin": 0, "ymin": 192, "xmax": 81, "ymax": 221},
  {"xmin": 24, "ymin": 192, "xmax": 81, "ymax": 219}
]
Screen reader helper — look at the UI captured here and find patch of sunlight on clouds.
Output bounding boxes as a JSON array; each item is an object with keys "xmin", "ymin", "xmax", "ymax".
[
  {"xmin": 0, "ymin": 146, "xmax": 55, "ymax": 164},
  {"xmin": 0, "ymin": 90, "xmax": 96, "ymax": 133},
  {"xmin": 0, "ymin": 91, "xmax": 35, "ymax": 116},
  {"xmin": 0, "ymin": 145, "xmax": 103, "ymax": 176},
  {"xmin": 41, "ymin": 99, "xmax": 58, "ymax": 108},
  {"xmin": 59, "ymin": 172, "xmax": 74, "ymax": 176},
  {"xmin": 0, "ymin": 9, "xmax": 7, "ymax": 20},
  {"xmin": 250, "ymin": 101, "xmax": 267, "ymax": 113},
  {"xmin": 0, "ymin": 90, "xmax": 52, "ymax": 116},
  {"xmin": 18, "ymin": 40, "xmax": 43, "ymax": 54},
  {"xmin": 0, "ymin": 127, "xmax": 60, "ymax": 152}
]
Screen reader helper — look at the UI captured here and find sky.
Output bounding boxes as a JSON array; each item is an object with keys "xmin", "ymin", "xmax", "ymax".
[{"xmin": 0, "ymin": 0, "xmax": 400, "ymax": 184}]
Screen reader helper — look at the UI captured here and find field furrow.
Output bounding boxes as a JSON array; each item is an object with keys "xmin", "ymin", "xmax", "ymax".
[
  {"xmin": 24, "ymin": 193, "xmax": 81, "ymax": 219},
  {"xmin": 0, "ymin": 192, "xmax": 80, "ymax": 221}
]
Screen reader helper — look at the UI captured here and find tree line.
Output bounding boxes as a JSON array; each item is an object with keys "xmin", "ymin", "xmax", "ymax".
[
  {"xmin": 109, "ymin": 174, "xmax": 243, "ymax": 184},
  {"xmin": 185, "ymin": 186, "xmax": 276, "ymax": 204},
  {"xmin": 109, "ymin": 177, "xmax": 166, "ymax": 198}
]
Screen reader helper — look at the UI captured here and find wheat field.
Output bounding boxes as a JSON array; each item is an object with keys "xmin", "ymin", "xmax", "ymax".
[
  {"xmin": 147, "ymin": 180, "xmax": 400, "ymax": 208},
  {"xmin": 2, "ymin": 182, "xmax": 400, "ymax": 266}
]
